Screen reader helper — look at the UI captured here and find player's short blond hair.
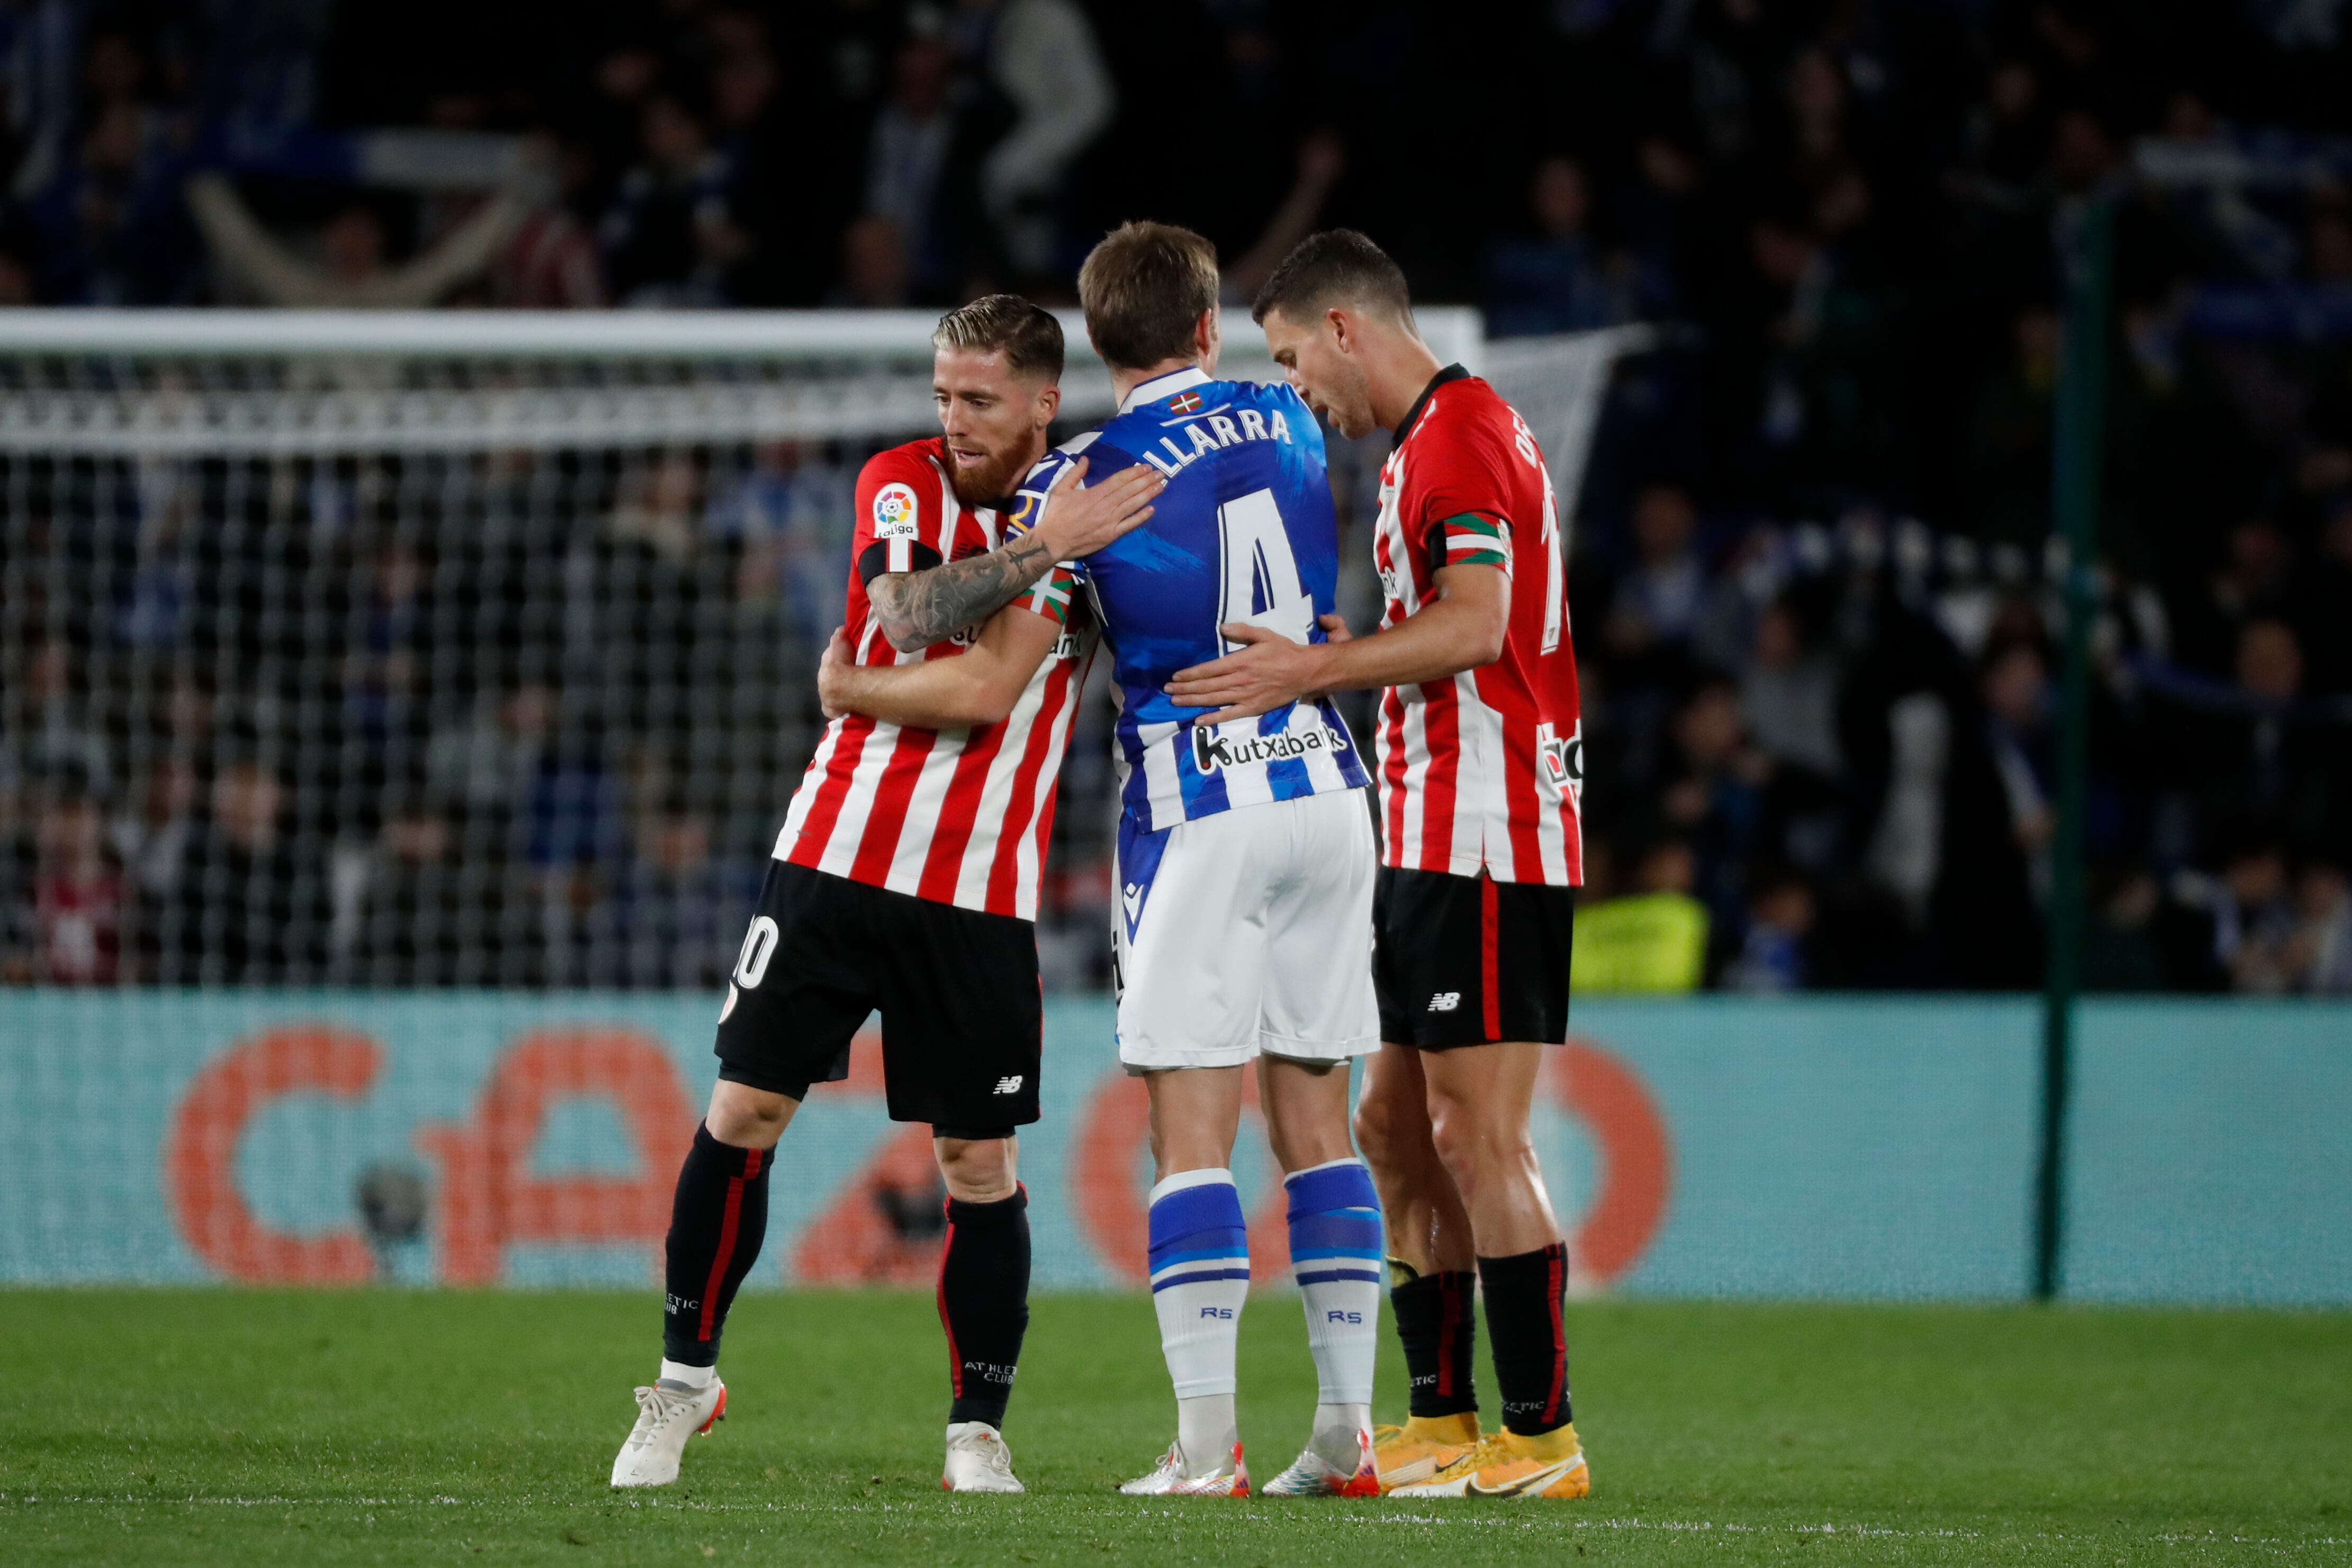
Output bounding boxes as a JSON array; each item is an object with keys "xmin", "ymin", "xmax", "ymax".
[
  {"xmin": 1077, "ymin": 222, "xmax": 1221, "ymax": 371},
  {"xmin": 931, "ymin": 294, "xmax": 1065, "ymax": 383},
  {"xmin": 1251, "ymin": 229, "xmax": 1417, "ymax": 332}
]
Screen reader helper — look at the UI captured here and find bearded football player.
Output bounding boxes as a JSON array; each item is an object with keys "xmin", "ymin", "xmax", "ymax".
[
  {"xmin": 821, "ymin": 223, "xmax": 1390, "ymax": 1500},
  {"xmin": 610, "ymin": 296, "xmax": 1162, "ymax": 1494},
  {"xmin": 1166, "ymin": 231, "xmax": 1592, "ymax": 1500}
]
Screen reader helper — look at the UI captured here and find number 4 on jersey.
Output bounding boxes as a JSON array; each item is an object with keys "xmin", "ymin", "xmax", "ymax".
[{"xmin": 1216, "ymin": 487, "xmax": 1315, "ymax": 652}]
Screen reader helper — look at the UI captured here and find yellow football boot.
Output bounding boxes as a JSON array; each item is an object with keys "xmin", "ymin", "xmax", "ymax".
[
  {"xmin": 1390, "ymin": 1423, "xmax": 1590, "ymax": 1500},
  {"xmin": 1371, "ymin": 1412, "xmax": 1480, "ymax": 1494}
]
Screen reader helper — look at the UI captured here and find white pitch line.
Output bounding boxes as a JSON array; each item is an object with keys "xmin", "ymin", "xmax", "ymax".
[{"xmin": 6, "ymin": 1494, "xmax": 2347, "ymax": 1552}]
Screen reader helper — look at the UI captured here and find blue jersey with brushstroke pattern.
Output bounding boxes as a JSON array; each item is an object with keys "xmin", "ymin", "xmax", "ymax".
[{"xmin": 1010, "ymin": 367, "xmax": 1368, "ymax": 832}]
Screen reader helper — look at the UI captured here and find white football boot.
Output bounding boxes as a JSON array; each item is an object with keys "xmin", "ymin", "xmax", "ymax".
[
  {"xmin": 941, "ymin": 1421, "xmax": 1025, "ymax": 1493},
  {"xmin": 1261, "ymin": 1427, "xmax": 1379, "ymax": 1497},
  {"xmin": 609, "ymin": 1379, "xmax": 727, "ymax": 1488},
  {"xmin": 1117, "ymin": 1439, "xmax": 1249, "ymax": 1497}
]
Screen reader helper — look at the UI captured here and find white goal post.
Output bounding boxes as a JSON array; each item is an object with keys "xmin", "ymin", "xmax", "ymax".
[{"xmin": 0, "ymin": 307, "xmax": 1643, "ymax": 469}]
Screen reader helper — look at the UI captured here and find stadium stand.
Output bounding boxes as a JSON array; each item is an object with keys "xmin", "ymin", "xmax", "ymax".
[{"xmin": 0, "ymin": 1, "xmax": 2349, "ymax": 993}]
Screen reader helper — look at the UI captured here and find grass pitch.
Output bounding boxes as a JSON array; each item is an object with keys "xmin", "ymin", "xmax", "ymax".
[{"xmin": 0, "ymin": 1290, "xmax": 2346, "ymax": 1565}]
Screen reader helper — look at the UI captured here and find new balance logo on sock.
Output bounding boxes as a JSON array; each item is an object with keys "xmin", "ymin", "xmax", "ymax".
[
  {"xmin": 1428, "ymin": 992, "xmax": 1461, "ymax": 1012},
  {"xmin": 994, "ymin": 1076, "xmax": 1024, "ymax": 1094}
]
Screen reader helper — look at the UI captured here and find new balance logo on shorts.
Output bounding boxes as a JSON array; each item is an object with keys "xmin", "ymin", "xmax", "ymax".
[
  {"xmin": 994, "ymin": 1076, "xmax": 1024, "ymax": 1094},
  {"xmin": 1428, "ymin": 992, "xmax": 1461, "ymax": 1012}
]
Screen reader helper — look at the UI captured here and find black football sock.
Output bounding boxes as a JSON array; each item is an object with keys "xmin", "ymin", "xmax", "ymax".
[
  {"xmin": 938, "ymin": 1186, "xmax": 1032, "ymax": 1429},
  {"xmin": 1391, "ymin": 1265, "xmax": 1480, "ymax": 1419},
  {"xmin": 661, "ymin": 1125, "xmax": 773, "ymax": 1368},
  {"xmin": 1478, "ymin": 1243, "xmax": 1573, "ymax": 1437}
]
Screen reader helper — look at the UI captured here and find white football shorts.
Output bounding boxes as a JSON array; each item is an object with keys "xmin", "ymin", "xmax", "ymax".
[{"xmin": 1112, "ymin": 786, "xmax": 1379, "ymax": 1071}]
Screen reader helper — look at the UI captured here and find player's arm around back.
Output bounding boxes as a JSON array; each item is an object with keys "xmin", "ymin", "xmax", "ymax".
[
  {"xmin": 1164, "ymin": 561, "xmax": 1508, "ymax": 726},
  {"xmin": 866, "ymin": 457, "xmax": 1159, "ymax": 653},
  {"xmin": 819, "ymin": 602, "xmax": 1062, "ymax": 731}
]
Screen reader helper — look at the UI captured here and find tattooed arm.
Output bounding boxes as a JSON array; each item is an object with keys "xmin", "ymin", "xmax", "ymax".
[
  {"xmin": 867, "ymin": 530, "xmax": 1062, "ymax": 653},
  {"xmin": 867, "ymin": 457, "xmax": 1161, "ymax": 652}
]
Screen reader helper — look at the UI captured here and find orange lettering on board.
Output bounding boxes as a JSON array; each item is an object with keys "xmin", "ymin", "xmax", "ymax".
[
  {"xmin": 417, "ymin": 1028, "xmax": 693, "ymax": 1284},
  {"xmin": 1552, "ymin": 1039, "xmax": 1673, "ymax": 1286},
  {"xmin": 164, "ymin": 1026, "xmax": 382, "ymax": 1284}
]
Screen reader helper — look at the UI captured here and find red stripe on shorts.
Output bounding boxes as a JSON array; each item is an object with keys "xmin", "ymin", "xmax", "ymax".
[{"xmin": 1480, "ymin": 873, "xmax": 1502, "ymax": 1041}]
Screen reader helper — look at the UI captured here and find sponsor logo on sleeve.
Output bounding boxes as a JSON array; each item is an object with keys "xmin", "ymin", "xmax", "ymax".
[
  {"xmin": 871, "ymin": 482, "xmax": 920, "ymax": 540},
  {"xmin": 1537, "ymin": 721, "xmax": 1584, "ymax": 802}
]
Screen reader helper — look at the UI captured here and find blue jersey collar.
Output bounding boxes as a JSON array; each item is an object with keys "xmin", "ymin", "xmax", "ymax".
[{"xmin": 1118, "ymin": 366, "xmax": 1212, "ymax": 414}]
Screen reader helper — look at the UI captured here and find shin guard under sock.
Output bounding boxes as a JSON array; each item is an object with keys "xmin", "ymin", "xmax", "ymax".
[
  {"xmin": 661, "ymin": 1124, "xmax": 773, "ymax": 1367},
  {"xmin": 1148, "ymin": 1169, "xmax": 1249, "ymax": 1464},
  {"xmin": 1284, "ymin": 1158, "xmax": 1382, "ymax": 1418},
  {"xmin": 938, "ymin": 1185, "xmax": 1032, "ymax": 1429},
  {"xmin": 1478, "ymin": 1242, "xmax": 1572, "ymax": 1437},
  {"xmin": 1392, "ymin": 1267, "xmax": 1480, "ymax": 1419}
]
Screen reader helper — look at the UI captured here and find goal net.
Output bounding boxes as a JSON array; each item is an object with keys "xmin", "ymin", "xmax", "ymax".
[{"xmin": 0, "ymin": 309, "xmax": 1640, "ymax": 993}]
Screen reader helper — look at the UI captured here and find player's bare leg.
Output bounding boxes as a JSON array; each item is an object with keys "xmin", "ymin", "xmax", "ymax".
[
  {"xmin": 1354, "ymin": 1043, "xmax": 1484, "ymax": 1487},
  {"xmin": 612, "ymin": 1081, "xmax": 798, "ymax": 1488},
  {"xmin": 1391, "ymin": 1042, "xmax": 1588, "ymax": 1499},
  {"xmin": 1421, "ymin": 1043, "xmax": 1558, "ymax": 1254},
  {"xmin": 1356, "ymin": 1043, "xmax": 1477, "ymax": 1279},
  {"xmin": 933, "ymin": 1134, "xmax": 1029, "ymax": 1493}
]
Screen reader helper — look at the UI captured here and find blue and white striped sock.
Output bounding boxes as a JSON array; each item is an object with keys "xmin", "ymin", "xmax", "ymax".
[
  {"xmin": 1287, "ymin": 1157, "xmax": 1383, "ymax": 1448},
  {"xmin": 1148, "ymin": 1168, "xmax": 1251, "ymax": 1469}
]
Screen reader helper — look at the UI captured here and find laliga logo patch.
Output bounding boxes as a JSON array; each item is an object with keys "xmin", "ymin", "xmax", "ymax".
[{"xmin": 872, "ymin": 482, "xmax": 920, "ymax": 540}]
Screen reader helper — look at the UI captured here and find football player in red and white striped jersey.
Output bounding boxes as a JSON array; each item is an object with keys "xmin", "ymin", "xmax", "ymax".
[
  {"xmin": 1167, "ymin": 232, "xmax": 1590, "ymax": 1501},
  {"xmin": 612, "ymin": 297, "xmax": 1161, "ymax": 1497}
]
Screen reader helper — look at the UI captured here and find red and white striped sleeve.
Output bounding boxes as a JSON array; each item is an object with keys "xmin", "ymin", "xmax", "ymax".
[{"xmin": 853, "ymin": 447, "xmax": 947, "ymax": 584}]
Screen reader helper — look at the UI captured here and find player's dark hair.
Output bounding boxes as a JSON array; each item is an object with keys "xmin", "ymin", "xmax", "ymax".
[
  {"xmin": 1251, "ymin": 229, "xmax": 1417, "ymax": 332},
  {"xmin": 1077, "ymin": 221, "xmax": 1221, "ymax": 371},
  {"xmin": 931, "ymin": 294, "xmax": 1065, "ymax": 383}
]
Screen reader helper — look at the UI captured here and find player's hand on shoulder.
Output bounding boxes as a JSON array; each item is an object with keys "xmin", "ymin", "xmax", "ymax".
[
  {"xmin": 1034, "ymin": 455, "xmax": 1163, "ymax": 560},
  {"xmin": 1164, "ymin": 621, "xmax": 1325, "ymax": 726},
  {"xmin": 817, "ymin": 626, "xmax": 856, "ymax": 720}
]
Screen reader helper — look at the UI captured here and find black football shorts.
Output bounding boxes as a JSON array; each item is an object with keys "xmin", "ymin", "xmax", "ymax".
[
  {"xmin": 1373, "ymin": 865, "xmax": 1576, "ymax": 1049},
  {"xmin": 713, "ymin": 860, "xmax": 1042, "ymax": 1136}
]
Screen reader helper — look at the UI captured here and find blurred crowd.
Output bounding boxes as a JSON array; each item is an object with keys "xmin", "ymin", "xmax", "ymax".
[{"xmin": 3, "ymin": 0, "xmax": 2352, "ymax": 993}]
